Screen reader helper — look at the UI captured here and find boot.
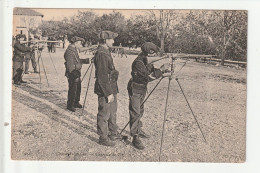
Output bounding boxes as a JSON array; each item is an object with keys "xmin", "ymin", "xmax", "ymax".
[
  {"xmin": 67, "ymin": 106, "xmax": 76, "ymax": 112},
  {"xmin": 74, "ymin": 102, "xmax": 83, "ymax": 108},
  {"xmin": 138, "ymin": 129, "xmax": 150, "ymax": 139},
  {"xmin": 34, "ymin": 70, "xmax": 39, "ymax": 73},
  {"xmin": 132, "ymin": 135, "xmax": 145, "ymax": 150},
  {"xmin": 99, "ymin": 137, "xmax": 116, "ymax": 147},
  {"xmin": 108, "ymin": 132, "xmax": 122, "ymax": 141}
]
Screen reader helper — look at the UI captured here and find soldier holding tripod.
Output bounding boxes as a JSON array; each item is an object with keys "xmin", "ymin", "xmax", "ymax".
[
  {"xmin": 12, "ymin": 34, "xmax": 34, "ymax": 85},
  {"xmin": 127, "ymin": 42, "xmax": 171, "ymax": 150},
  {"xmin": 64, "ymin": 36, "xmax": 91, "ymax": 112},
  {"xmin": 24, "ymin": 37, "xmax": 39, "ymax": 74}
]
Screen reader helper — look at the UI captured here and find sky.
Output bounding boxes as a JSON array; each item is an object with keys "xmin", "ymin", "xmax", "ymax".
[{"xmin": 34, "ymin": 8, "xmax": 148, "ymax": 21}]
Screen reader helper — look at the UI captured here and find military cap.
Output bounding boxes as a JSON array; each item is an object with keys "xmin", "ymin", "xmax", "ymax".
[
  {"xmin": 70, "ymin": 36, "xmax": 85, "ymax": 43},
  {"xmin": 16, "ymin": 34, "xmax": 26, "ymax": 40},
  {"xmin": 141, "ymin": 42, "xmax": 159, "ymax": 54},
  {"xmin": 98, "ymin": 31, "xmax": 118, "ymax": 39}
]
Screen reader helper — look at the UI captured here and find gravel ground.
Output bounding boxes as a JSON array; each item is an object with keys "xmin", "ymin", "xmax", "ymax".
[{"xmin": 11, "ymin": 47, "xmax": 246, "ymax": 162}]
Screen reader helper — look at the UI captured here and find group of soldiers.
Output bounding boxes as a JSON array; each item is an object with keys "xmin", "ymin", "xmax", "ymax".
[
  {"xmin": 12, "ymin": 34, "xmax": 39, "ymax": 85},
  {"xmin": 64, "ymin": 31, "xmax": 171, "ymax": 150},
  {"xmin": 12, "ymin": 30, "xmax": 171, "ymax": 150}
]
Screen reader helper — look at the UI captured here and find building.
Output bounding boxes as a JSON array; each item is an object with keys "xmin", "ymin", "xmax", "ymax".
[{"xmin": 13, "ymin": 8, "xmax": 44, "ymax": 40}]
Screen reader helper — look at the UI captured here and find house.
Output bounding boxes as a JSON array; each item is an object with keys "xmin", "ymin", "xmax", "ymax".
[{"xmin": 13, "ymin": 8, "xmax": 44, "ymax": 40}]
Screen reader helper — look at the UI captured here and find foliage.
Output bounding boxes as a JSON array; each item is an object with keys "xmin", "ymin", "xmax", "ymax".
[{"xmin": 38, "ymin": 10, "xmax": 247, "ymax": 62}]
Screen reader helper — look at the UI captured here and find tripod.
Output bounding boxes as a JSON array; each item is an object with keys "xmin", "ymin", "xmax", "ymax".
[
  {"xmin": 81, "ymin": 62, "xmax": 94, "ymax": 117},
  {"xmin": 36, "ymin": 47, "xmax": 50, "ymax": 88},
  {"xmin": 119, "ymin": 56, "xmax": 207, "ymax": 161}
]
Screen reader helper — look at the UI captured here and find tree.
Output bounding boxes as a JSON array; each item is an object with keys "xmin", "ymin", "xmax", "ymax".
[{"xmin": 148, "ymin": 10, "xmax": 176, "ymax": 54}]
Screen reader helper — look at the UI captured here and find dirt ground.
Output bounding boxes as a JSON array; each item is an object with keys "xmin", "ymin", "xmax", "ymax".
[{"xmin": 11, "ymin": 47, "xmax": 246, "ymax": 162}]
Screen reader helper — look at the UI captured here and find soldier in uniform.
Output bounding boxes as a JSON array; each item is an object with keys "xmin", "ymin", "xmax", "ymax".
[
  {"xmin": 24, "ymin": 37, "xmax": 39, "ymax": 74},
  {"xmin": 127, "ymin": 42, "xmax": 171, "ymax": 150},
  {"xmin": 93, "ymin": 31, "xmax": 121, "ymax": 147},
  {"xmin": 12, "ymin": 34, "xmax": 33, "ymax": 85},
  {"xmin": 64, "ymin": 36, "xmax": 91, "ymax": 112}
]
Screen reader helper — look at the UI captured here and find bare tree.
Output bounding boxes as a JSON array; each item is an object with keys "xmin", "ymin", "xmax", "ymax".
[{"xmin": 148, "ymin": 10, "xmax": 176, "ymax": 55}]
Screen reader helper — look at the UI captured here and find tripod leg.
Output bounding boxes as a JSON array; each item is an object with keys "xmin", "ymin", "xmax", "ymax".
[
  {"xmin": 159, "ymin": 76, "xmax": 172, "ymax": 162},
  {"xmin": 40, "ymin": 54, "xmax": 50, "ymax": 87},
  {"xmin": 176, "ymin": 78, "xmax": 207, "ymax": 143},
  {"xmin": 81, "ymin": 62, "xmax": 93, "ymax": 82},
  {"xmin": 37, "ymin": 50, "xmax": 42, "ymax": 85},
  {"xmin": 119, "ymin": 77, "xmax": 164, "ymax": 135},
  {"xmin": 48, "ymin": 52, "xmax": 58, "ymax": 74},
  {"xmin": 81, "ymin": 63, "xmax": 94, "ymax": 117}
]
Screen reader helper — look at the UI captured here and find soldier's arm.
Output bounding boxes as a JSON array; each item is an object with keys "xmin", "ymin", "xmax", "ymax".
[
  {"xmin": 95, "ymin": 53, "xmax": 113, "ymax": 97},
  {"xmin": 14, "ymin": 43, "xmax": 31, "ymax": 53}
]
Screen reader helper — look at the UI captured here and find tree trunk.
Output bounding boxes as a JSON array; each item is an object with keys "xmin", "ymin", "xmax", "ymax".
[
  {"xmin": 160, "ymin": 37, "xmax": 165, "ymax": 56},
  {"xmin": 221, "ymin": 49, "xmax": 226, "ymax": 66}
]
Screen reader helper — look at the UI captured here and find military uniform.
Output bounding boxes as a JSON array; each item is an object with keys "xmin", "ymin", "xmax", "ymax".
[
  {"xmin": 127, "ymin": 42, "xmax": 163, "ymax": 149},
  {"xmin": 94, "ymin": 44, "xmax": 119, "ymax": 140},
  {"xmin": 24, "ymin": 40, "xmax": 38, "ymax": 73},
  {"xmin": 64, "ymin": 37, "xmax": 90, "ymax": 111},
  {"xmin": 12, "ymin": 35, "xmax": 32, "ymax": 84}
]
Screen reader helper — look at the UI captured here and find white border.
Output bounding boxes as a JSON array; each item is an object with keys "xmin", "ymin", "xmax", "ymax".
[{"xmin": 1, "ymin": 0, "xmax": 260, "ymax": 173}]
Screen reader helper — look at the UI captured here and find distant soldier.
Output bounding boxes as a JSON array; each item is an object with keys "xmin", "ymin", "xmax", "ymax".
[
  {"xmin": 12, "ymin": 34, "xmax": 33, "ymax": 85},
  {"xmin": 24, "ymin": 37, "xmax": 39, "ymax": 74},
  {"xmin": 127, "ymin": 42, "xmax": 171, "ymax": 150},
  {"xmin": 93, "ymin": 31, "xmax": 121, "ymax": 147},
  {"xmin": 47, "ymin": 36, "xmax": 52, "ymax": 53},
  {"xmin": 51, "ymin": 36, "xmax": 56, "ymax": 53},
  {"xmin": 64, "ymin": 36, "xmax": 91, "ymax": 112}
]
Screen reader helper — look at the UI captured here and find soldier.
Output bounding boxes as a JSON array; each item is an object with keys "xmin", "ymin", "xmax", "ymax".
[
  {"xmin": 12, "ymin": 34, "xmax": 33, "ymax": 85},
  {"xmin": 64, "ymin": 36, "xmax": 91, "ymax": 112},
  {"xmin": 93, "ymin": 31, "xmax": 121, "ymax": 147},
  {"xmin": 127, "ymin": 42, "xmax": 171, "ymax": 150},
  {"xmin": 24, "ymin": 37, "xmax": 39, "ymax": 74},
  {"xmin": 47, "ymin": 36, "xmax": 52, "ymax": 53}
]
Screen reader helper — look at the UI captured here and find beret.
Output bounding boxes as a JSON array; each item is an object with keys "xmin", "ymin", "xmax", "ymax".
[
  {"xmin": 98, "ymin": 31, "xmax": 118, "ymax": 39},
  {"xmin": 70, "ymin": 36, "xmax": 85, "ymax": 43},
  {"xmin": 141, "ymin": 42, "xmax": 159, "ymax": 54}
]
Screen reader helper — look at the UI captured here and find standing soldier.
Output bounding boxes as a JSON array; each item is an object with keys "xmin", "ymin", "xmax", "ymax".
[
  {"xmin": 94, "ymin": 31, "xmax": 121, "ymax": 147},
  {"xmin": 12, "ymin": 34, "xmax": 33, "ymax": 85},
  {"xmin": 64, "ymin": 36, "xmax": 91, "ymax": 112},
  {"xmin": 24, "ymin": 37, "xmax": 39, "ymax": 74},
  {"xmin": 127, "ymin": 42, "xmax": 171, "ymax": 150}
]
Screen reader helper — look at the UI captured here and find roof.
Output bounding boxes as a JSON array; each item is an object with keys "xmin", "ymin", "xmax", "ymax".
[{"xmin": 13, "ymin": 8, "xmax": 44, "ymax": 17}]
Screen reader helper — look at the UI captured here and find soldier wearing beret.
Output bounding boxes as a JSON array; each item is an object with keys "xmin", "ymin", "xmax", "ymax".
[
  {"xmin": 93, "ymin": 31, "xmax": 121, "ymax": 147},
  {"xmin": 12, "ymin": 34, "xmax": 33, "ymax": 85},
  {"xmin": 64, "ymin": 36, "xmax": 91, "ymax": 112},
  {"xmin": 127, "ymin": 42, "xmax": 171, "ymax": 150}
]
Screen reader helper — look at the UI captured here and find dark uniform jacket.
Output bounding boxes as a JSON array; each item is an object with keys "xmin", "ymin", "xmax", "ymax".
[
  {"xmin": 13, "ymin": 41, "xmax": 32, "ymax": 62},
  {"xmin": 128, "ymin": 52, "xmax": 162, "ymax": 95},
  {"xmin": 94, "ymin": 45, "xmax": 119, "ymax": 97},
  {"xmin": 64, "ymin": 44, "xmax": 90, "ymax": 77}
]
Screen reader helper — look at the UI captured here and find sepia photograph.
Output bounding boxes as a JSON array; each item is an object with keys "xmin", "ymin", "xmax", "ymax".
[{"xmin": 10, "ymin": 7, "xmax": 247, "ymax": 162}]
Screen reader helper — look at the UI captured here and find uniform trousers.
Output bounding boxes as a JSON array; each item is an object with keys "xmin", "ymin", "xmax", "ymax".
[
  {"xmin": 67, "ymin": 77, "xmax": 81, "ymax": 108},
  {"xmin": 25, "ymin": 52, "xmax": 37, "ymax": 72},
  {"xmin": 13, "ymin": 61, "xmax": 24, "ymax": 82},
  {"xmin": 128, "ymin": 91, "xmax": 146, "ymax": 136},
  {"xmin": 97, "ymin": 94, "xmax": 118, "ymax": 139}
]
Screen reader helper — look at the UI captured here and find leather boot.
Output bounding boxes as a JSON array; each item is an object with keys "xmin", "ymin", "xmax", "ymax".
[
  {"xmin": 132, "ymin": 135, "xmax": 145, "ymax": 150},
  {"xmin": 99, "ymin": 137, "xmax": 116, "ymax": 147}
]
